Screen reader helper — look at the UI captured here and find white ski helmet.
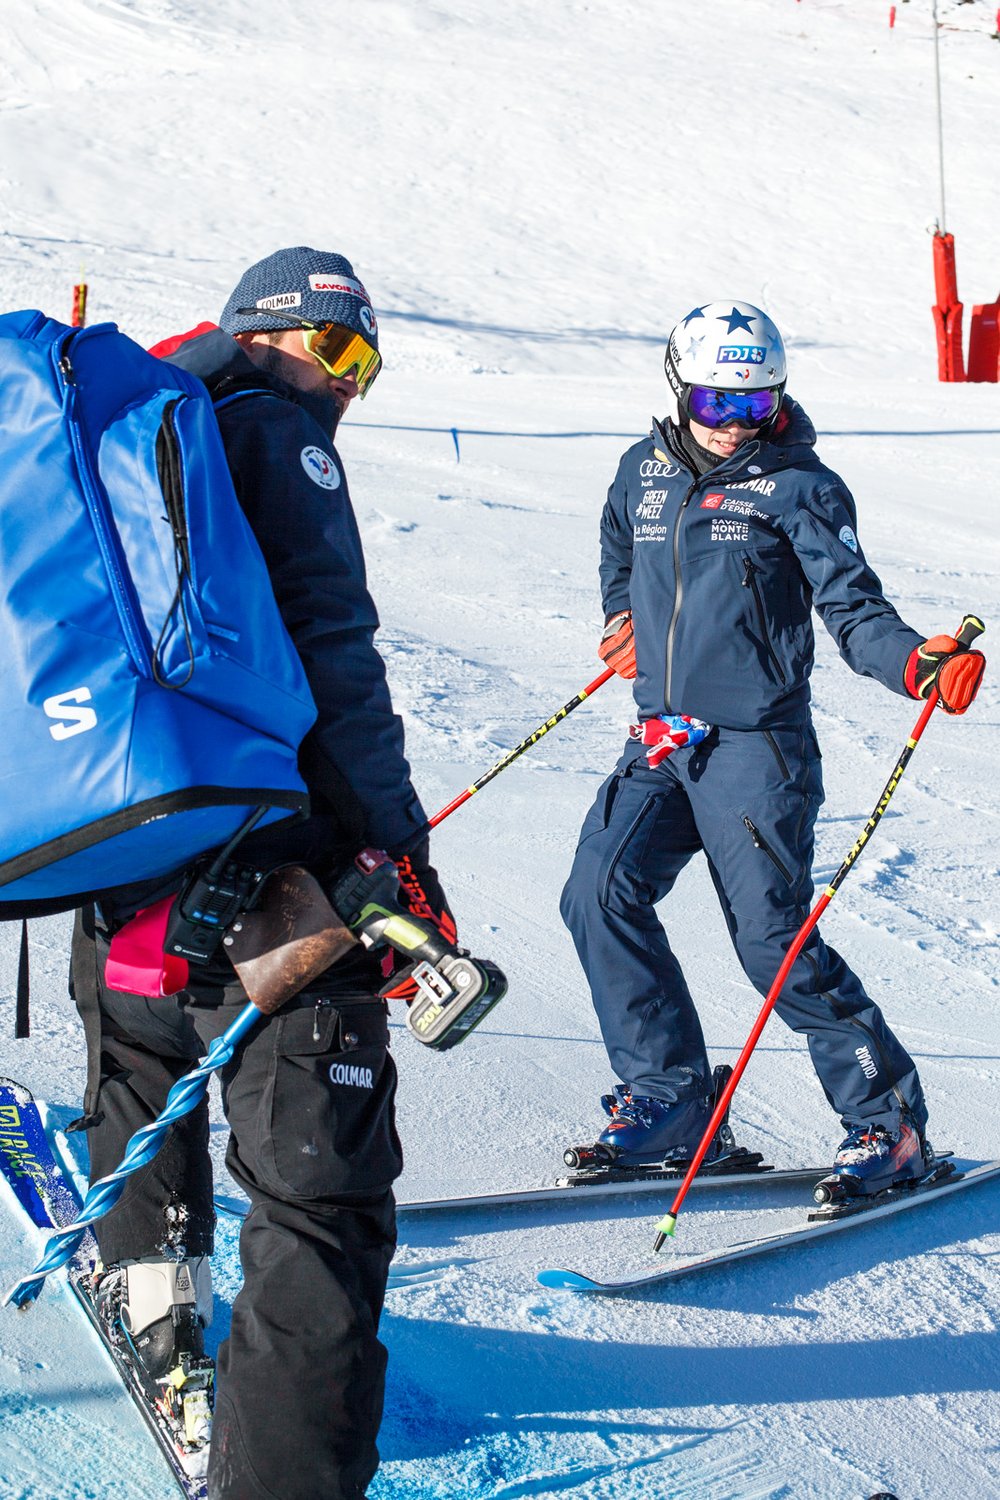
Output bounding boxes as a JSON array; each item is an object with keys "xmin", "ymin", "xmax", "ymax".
[{"xmin": 665, "ymin": 301, "xmax": 787, "ymax": 430}]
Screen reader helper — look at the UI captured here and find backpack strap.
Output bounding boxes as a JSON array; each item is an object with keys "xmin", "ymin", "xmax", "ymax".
[
  {"xmin": 65, "ymin": 906, "xmax": 105, "ymax": 1131},
  {"xmin": 15, "ymin": 920, "xmax": 29, "ymax": 1039},
  {"xmin": 212, "ymin": 386, "xmax": 274, "ymax": 414}
]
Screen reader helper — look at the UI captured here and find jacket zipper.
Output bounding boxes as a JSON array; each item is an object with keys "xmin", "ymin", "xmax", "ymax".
[
  {"xmin": 664, "ymin": 481, "xmax": 697, "ymax": 711},
  {"xmin": 742, "ymin": 554, "xmax": 786, "ymax": 684},
  {"xmin": 55, "ymin": 333, "xmax": 151, "ymax": 676},
  {"xmin": 742, "ymin": 815, "xmax": 793, "ymax": 883}
]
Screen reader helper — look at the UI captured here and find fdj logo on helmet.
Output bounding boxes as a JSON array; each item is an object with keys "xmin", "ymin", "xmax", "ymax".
[{"xmin": 717, "ymin": 345, "xmax": 766, "ymax": 363}]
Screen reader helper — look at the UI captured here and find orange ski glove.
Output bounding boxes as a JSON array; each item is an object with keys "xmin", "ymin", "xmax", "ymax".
[
  {"xmin": 598, "ymin": 611, "xmax": 637, "ymax": 679},
  {"xmin": 904, "ymin": 633, "xmax": 985, "ymax": 715}
]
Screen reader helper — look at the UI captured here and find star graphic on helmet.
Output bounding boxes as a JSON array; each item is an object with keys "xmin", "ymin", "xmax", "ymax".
[
  {"xmin": 682, "ymin": 306, "xmax": 707, "ymax": 327},
  {"xmin": 718, "ymin": 307, "xmax": 756, "ymax": 335},
  {"xmin": 684, "ymin": 334, "xmax": 705, "ymax": 358}
]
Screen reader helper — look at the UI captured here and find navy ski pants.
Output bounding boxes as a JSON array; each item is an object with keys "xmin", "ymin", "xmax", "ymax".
[{"xmin": 560, "ymin": 727, "xmax": 927, "ymax": 1135}]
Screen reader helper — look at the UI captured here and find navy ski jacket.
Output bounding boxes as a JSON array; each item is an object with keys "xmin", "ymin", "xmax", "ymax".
[
  {"xmin": 167, "ymin": 328, "xmax": 427, "ymax": 857},
  {"xmin": 600, "ymin": 400, "xmax": 923, "ymax": 730}
]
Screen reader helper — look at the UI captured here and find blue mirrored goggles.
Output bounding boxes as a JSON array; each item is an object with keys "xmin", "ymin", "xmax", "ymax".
[{"xmin": 685, "ymin": 384, "xmax": 782, "ymax": 430}]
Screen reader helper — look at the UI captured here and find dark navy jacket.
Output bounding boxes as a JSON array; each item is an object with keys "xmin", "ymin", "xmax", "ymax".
[
  {"xmin": 168, "ymin": 329, "xmax": 427, "ymax": 860},
  {"xmin": 600, "ymin": 400, "xmax": 923, "ymax": 730}
]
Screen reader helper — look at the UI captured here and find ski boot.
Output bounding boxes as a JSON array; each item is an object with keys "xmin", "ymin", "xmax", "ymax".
[
  {"xmin": 812, "ymin": 1117, "xmax": 941, "ymax": 1209},
  {"xmin": 94, "ymin": 1256, "xmax": 215, "ymax": 1470},
  {"xmin": 563, "ymin": 1065, "xmax": 747, "ymax": 1174}
]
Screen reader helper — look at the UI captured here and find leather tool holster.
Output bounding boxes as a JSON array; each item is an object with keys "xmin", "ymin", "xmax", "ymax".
[{"xmin": 223, "ymin": 865, "xmax": 357, "ymax": 1015}]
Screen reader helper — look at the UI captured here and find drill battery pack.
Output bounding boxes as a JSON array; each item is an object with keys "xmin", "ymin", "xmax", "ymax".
[{"xmin": 405, "ymin": 954, "xmax": 507, "ymax": 1051}]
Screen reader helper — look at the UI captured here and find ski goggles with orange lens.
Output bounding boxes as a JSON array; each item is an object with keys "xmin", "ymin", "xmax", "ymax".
[
  {"xmin": 301, "ymin": 323, "xmax": 382, "ymax": 397},
  {"xmin": 685, "ymin": 383, "xmax": 782, "ymax": 429},
  {"xmin": 234, "ymin": 307, "xmax": 382, "ymax": 397}
]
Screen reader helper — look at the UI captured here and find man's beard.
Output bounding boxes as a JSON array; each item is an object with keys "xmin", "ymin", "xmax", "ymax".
[{"xmin": 259, "ymin": 344, "xmax": 343, "ymax": 436}]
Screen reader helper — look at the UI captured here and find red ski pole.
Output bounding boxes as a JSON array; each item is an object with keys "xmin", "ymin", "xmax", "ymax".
[
  {"xmin": 428, "ymin": 667, "xmax": 614, "ymax": 828},
  {"xmin": 652, "ymin": 614, "xmax": 985, "ymax": 1251}
]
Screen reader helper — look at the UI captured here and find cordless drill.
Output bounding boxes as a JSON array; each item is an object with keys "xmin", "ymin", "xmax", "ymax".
[{"xmin": 327, "ymin": 849, "xmax": 507, "ymax": 1051}]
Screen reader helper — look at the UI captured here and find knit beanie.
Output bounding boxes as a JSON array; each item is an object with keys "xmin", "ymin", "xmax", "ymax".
[{"xmin": 219, "ymin": 247, "xmax": 378, "ymax": 349}]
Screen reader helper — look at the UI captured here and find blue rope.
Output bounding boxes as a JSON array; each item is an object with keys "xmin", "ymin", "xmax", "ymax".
[{"xmin": 4, "ymin": 1001, "xmax": 263, "ymax": 1309}]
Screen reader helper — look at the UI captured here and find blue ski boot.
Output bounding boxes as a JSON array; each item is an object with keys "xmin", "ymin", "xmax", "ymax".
[
  {"xmin": 596, "ymin": 1091, "xmax": 726, "ymax": 1165},
  {"xmin": 814, "ymin": 1117, "xmax": 932, "ymax": 1205},
  {"xmin": 599, "ymin": 1084, "xmax": 631, "ymax": 1121},
  {"xmin": 564, "ymin": 1065, "xmax": 739, "ymax": 1171}
]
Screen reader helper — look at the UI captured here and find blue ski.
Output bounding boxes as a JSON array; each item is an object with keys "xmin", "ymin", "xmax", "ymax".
[{"xmin": 536, "ymin": 1158, "xmax": 1000, "ymax": 1294}]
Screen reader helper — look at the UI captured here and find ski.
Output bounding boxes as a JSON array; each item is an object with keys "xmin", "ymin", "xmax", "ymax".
[
  {"xmin": 536, "ymin": 1157, "xmax": 1000, "ymax": 1294},
  {"xmin": 212, "ymin": 1162, "xmax": 825, "ymax": 1223},
  {"xmin": 0, "ymin": 1078, "xmax": 210, "ymax": 1499}
]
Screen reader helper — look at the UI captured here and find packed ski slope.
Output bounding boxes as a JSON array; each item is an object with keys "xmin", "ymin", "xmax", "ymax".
[{"xmin": 2, "ymin": 1, "xmax": 999, "ymax": 1496}]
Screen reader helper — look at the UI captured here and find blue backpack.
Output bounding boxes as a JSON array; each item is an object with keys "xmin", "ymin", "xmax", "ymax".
[{"xmin": 0, "ymin": 310, "xmax": 317, "ymax": 924}]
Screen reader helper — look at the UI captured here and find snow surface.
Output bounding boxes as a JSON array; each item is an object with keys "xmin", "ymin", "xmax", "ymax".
[{"xmin": 2, "ymin": 1, "xmax": 999, "ymax": 1496}]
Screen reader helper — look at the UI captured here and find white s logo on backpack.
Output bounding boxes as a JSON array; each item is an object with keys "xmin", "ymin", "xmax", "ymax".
[{"xmin": 43, "ymin": 687, "xmax": 98, "ymax": 741}]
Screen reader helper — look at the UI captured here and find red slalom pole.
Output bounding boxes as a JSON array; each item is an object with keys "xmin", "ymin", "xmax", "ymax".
[
  {"xmin": 652, "ymin": 614, "xmax": 984, "ymax": 1251},
  {"xmin": 429, "ymin": 667, "xmax": 614, "ymax": 828},
  {"xmin": 71, "ymin": 281, "xmax": 88, "ymax": 328}
]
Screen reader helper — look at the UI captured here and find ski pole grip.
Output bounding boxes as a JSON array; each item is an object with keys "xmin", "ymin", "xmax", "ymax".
[{"xmin": 955, "ymin": 614, "xmax": 985, "ymax": 649}]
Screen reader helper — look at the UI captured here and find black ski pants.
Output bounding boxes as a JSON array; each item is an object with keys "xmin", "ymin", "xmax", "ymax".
[{"xmin": 70, "ymin": 910, "xmax": 402, "ymax": 1500}]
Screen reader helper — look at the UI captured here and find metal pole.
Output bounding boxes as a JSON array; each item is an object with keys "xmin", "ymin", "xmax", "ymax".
[
  {"xmin": 428, "ymin": 667, "xmax": 615, "ymax": 828},
  {"xmin": 932, "ymin": 0, "xmax": 947, "ymax": 230}
]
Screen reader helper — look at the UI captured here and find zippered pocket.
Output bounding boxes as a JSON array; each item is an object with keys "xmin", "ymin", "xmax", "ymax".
[
  {"xmin": 97, "ymin": 388, "xmax": 208, "ymax": 688},
  {"xmin": 742, "ymin": 554, "xmax": 786, "ymax": 684},
  {"xmin": 601, "ymin": 791, "xmax": 662, "ymax": 906},
  {"xmin": 152, "ymin": 398, "xmax": 196, "ymax": 686},
  {"xmin": 742, "ymin": 814, "xmax": 793, "ymax": 884},
  {"xmin": 763, "ymin": 730, "xmax": 790, "ymax": 781},
  {"xmin": 56, "ymin": 335, "xmax": 153, "ymax": 677}
]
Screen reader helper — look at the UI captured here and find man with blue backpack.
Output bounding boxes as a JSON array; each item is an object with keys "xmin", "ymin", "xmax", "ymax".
[{"xmin": 67, "ymin": 248, "xmax": 451, "ymax": 1500}]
